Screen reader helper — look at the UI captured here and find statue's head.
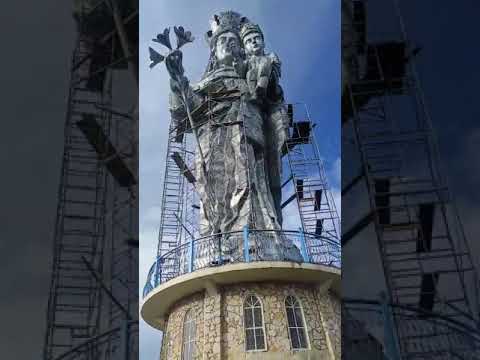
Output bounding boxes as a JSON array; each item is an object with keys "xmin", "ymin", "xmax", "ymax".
[
  {"xmin": 204, "ymin": 11, "xmax": 249, "ymax": 73},
  {"xmin": 215, "ymin": 31, "xmax": 242, "ymax": 65},
  {"xmin": 240, "ymin": 23, "xmax": 264, "ymax": 56}
]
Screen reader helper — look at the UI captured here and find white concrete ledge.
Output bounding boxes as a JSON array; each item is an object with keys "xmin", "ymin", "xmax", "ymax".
[{"xmin": 141, "ymin": 261, "xmax": 340, "ymax": 330}]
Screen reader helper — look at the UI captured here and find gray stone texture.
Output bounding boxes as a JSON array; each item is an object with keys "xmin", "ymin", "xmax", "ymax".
[
  {"xmin": 165, "ymin": 12, "xmax": 290, "ymax": 243},
  {"xmin": 159, "ymin": 282, "xmax": 340, "ymax": 359}
]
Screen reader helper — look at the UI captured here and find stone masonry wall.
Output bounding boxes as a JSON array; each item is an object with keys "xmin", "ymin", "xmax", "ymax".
[
  {"xmin": 316, "ymin": 289, "xmax": 341, "ymax": 359},
  {"xmin": 160, "ymin": 292, "xmax": 204, "ymax": 360},
  {"xmin": 160, "ymin": 282, "xmax": 340, "ymax": 359},
  {"xmin": 203, "ymin": 288, "xmax": 222, "ymax": 359}
]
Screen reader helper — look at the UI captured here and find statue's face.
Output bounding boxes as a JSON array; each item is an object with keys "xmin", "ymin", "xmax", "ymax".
[
  {"xmin": 215, "ymin": 31, "xmax": 241, "ymax": 65},
  {"xmin": 243, "ymin": 32, "xmax": 264, "ymax": 56}
]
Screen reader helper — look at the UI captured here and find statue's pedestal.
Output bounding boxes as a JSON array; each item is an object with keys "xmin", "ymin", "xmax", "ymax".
[{"xmin": 142, "ymin": 262, "xmax": 341, "ymax": 359}]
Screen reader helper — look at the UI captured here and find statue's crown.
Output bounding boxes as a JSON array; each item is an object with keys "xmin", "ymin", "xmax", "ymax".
[
  {"xmin": 205, "ymin": 11, "xmax": 249, "ymax": 46},
  {"xmin": 240, "ymin": 23, "xmax": 263, "ymax": 41}
]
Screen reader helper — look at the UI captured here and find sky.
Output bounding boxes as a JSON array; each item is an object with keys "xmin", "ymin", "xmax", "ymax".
[{"xmin": 139, "ymin": 1, "xmax": 340, "ymax": 358}]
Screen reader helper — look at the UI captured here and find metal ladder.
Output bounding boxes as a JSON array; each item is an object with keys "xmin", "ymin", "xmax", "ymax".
[
  {"xmin": 284, "ymin": 104, "xmax": 340, "ymax": 253},
  {"xmin": 155, "ymin": 122, "xmax": 188, "ymax": 283}
]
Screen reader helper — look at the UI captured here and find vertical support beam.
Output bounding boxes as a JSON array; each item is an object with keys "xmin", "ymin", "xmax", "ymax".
[
  {"xmin": 380, "ymin": 292, "xmax": 401, "ymax": 360},
  {"xmin": 188, "ymin": 237, "xmax": 195, "ymax": 273},
  {"xmin": 299, "ymin": 228, "xmax": 310, "ymax": 263},
  {"xmin": 243, "ymin": 225, "xmax": 250, "ymax": 262},
  {"xmin": 107, "ymin": 0, "xmax": 138, "ymax": 87},
  {"xmin": 375, "ymin": 178, "xmax": 391, "ymax": 225},
  {"xmin": 154, "ymin": 257, "xmax": 161, "ymax": 287},
  {"xmin": 216, "ymin": 234, "xmax": 223, "ymax": 265},
  {"xmin": 120, "ymin": 318, "xmax": 129, "ymax": 360}
]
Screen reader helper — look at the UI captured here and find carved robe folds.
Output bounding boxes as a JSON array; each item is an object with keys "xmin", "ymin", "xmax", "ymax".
[
  {"xmin": 169, "ymin": 67, "xmax": 279, "ymax": 235},
  {"xmin": 169, "ymin": 65, "xmax": 301, "ymax": 262}
]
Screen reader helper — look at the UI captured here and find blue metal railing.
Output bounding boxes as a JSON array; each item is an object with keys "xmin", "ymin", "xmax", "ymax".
[{"xmin": 143, "ymin": 229, "xmax": 340, "ymax": 298}]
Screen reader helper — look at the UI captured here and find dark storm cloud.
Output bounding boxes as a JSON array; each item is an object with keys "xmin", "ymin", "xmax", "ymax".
[
  {"xmin": 0, "ymin": 1, "xmax": 75, "ymax": 358},
  {"xmin": 397, "ymin": 0, "xmax": 480, "ymax": 260}
]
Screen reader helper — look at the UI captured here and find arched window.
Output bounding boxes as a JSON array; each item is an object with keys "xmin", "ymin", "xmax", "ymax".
[
  {"xmin": 285, "ymin": 295, "xmax": 309, "ymax": 349},
  {"xmin": 182, "ymin": 309, "xmax": 196, "ymax": 360},
  {"xmin": 243, "ymin": 294, "xmax": 267, "ymax": 351}
]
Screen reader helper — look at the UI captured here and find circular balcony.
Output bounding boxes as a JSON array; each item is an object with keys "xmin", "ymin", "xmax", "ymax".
[{"xmin": 142, "ymin": 229, "xmax": 340, "ymax": 299}]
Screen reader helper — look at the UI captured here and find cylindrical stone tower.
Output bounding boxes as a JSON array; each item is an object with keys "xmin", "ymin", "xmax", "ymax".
[{"xmin": 142, "ymin": 262, "xmax": 340, "ymax": 359}]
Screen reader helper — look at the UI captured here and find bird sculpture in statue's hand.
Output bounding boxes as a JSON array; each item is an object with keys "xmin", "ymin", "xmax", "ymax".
[
  {"xmin": 148, "ymin": 47, "xmax": 164, "ymax": 69},
  {"xmin": 173, "ymin": 26, "xmax": 195, "ymax": 49},
  {"xmin": 148, "ymin": 25, "xmax": 211, "ymax": 216},
  {"xmin": 149, "ymin": 26, "xmax": 194, "ymax": 69},
  {"xmin": 152, "ymin": 28, "xmax": 172, "ymax": 50}
]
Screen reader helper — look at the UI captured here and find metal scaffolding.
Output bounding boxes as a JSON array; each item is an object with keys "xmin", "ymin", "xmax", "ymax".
[
  {"xmin": 144, "ymin": 90, "xmax": 340, "ymax": 296},
  {"xmin": 43, "ymin": 1, "xmax": 138, "ymax": 359},
  {"xmin": 284, "ymin": 103, "xmax": 340, "ymax": 242},
  {"xmin": 342, "ymin": 0, "xmax": 480, "ymax": 358}
]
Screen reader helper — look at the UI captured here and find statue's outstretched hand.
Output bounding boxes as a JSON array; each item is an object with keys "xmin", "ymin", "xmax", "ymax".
[{"xmin": 166, "ymin": 50, "xmax": 189, "ymax": 94}]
